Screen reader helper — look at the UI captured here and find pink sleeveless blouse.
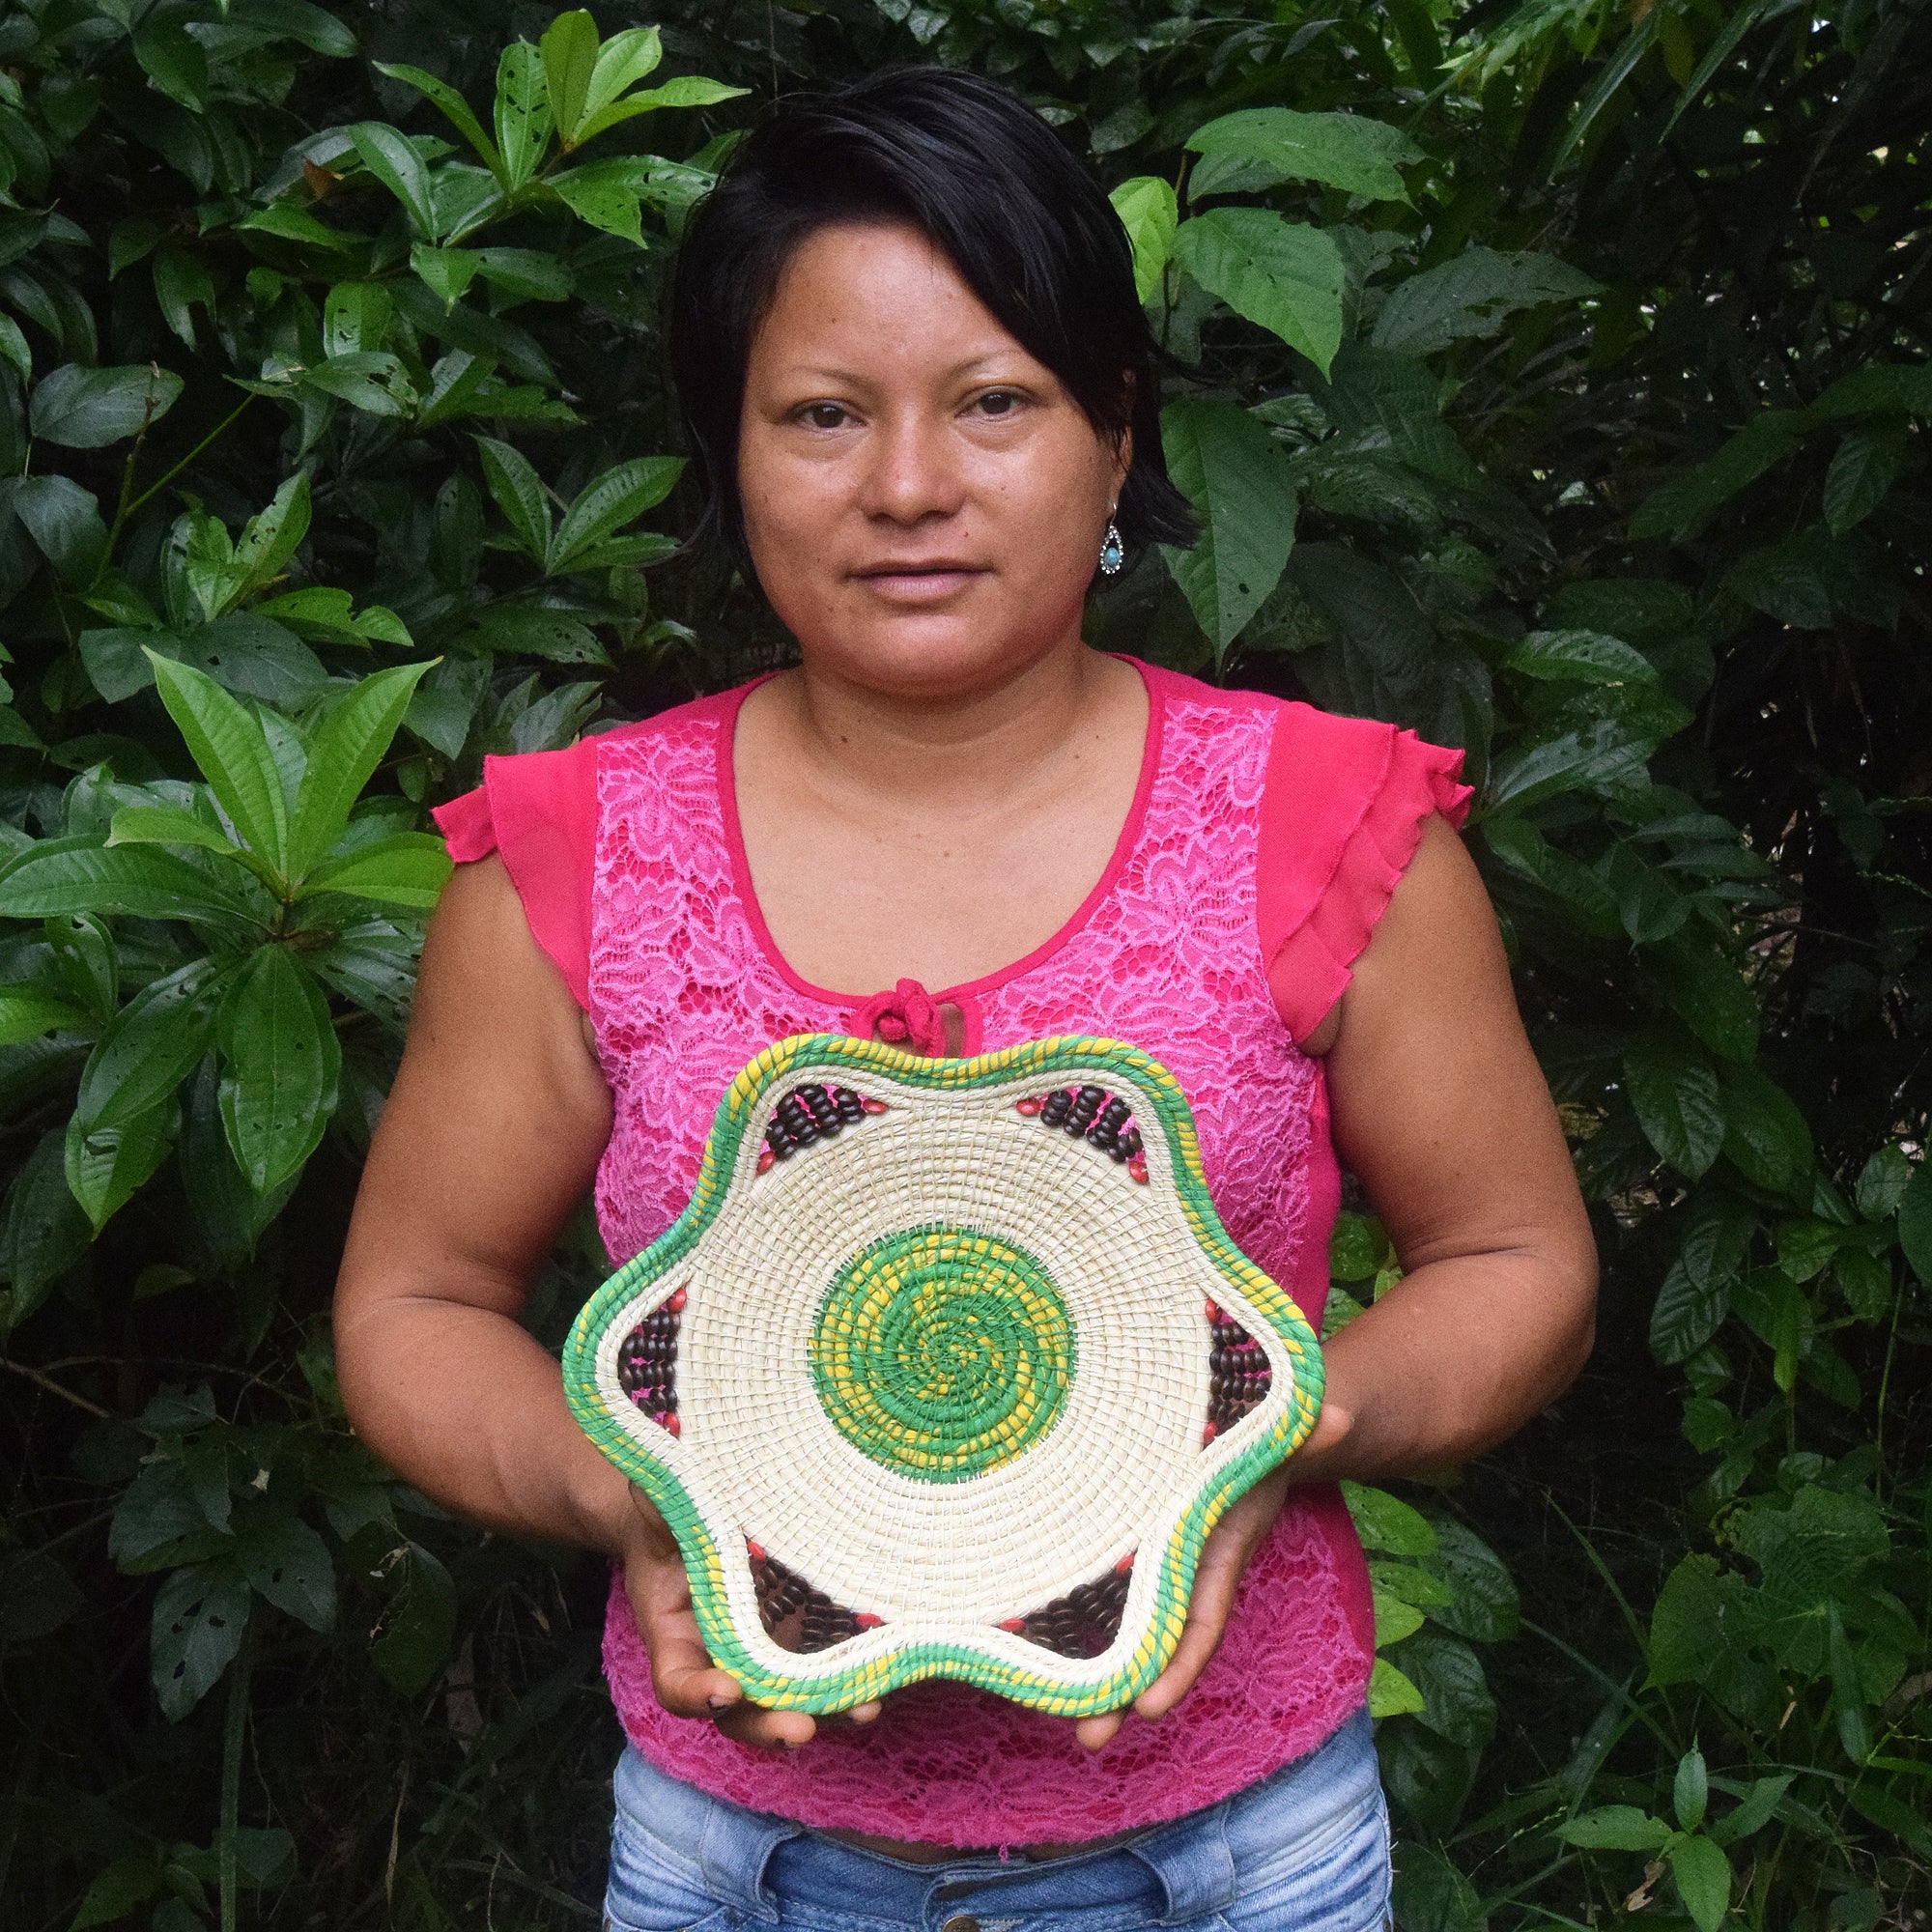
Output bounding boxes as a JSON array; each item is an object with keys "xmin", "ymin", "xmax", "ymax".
[{"xmin": 434, "ymin": 659, "xmax": 1470, "ymax": 1846}]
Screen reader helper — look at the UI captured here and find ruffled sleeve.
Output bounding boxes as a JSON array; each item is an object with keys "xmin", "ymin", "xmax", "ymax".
[
  {"xmin": 1256, "ymin": 701, "xmax": 1473, "ymax": 1046},
  {"xmin": 429, "ymin": 736, "xmax": 600, "ymax": 1011}
]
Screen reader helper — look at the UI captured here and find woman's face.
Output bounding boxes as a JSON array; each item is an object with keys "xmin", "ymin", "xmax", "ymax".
[{"xmin": 736, "ymin": 220, "xmax": 1129, "ymax": 700}]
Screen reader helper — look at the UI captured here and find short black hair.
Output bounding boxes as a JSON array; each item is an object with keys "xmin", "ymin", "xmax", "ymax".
[{"xmin": 667, "ymin": 65, "xmax": 1197, "ymax": 581}]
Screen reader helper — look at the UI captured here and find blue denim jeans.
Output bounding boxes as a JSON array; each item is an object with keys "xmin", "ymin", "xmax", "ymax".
[{"xmin": 605, "ymin": 1706, "xmax": 1390, "ymax": 1932}]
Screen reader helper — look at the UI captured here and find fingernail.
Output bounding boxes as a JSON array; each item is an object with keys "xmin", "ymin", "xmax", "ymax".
[{"xmin": 707, "ymin": 1696, "xmax": 734, "ymax": 1711}]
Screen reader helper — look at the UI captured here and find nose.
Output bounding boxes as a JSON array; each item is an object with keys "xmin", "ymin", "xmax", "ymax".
[{"xmin": 856, "ymin": 406, "xmax": 966, "ymax": 526}]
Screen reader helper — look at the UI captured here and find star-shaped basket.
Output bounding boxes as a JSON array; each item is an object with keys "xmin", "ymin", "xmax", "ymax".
[{"xmin": 562, "ymin": 1035, "xmax": 1323, "ymax": 1718}]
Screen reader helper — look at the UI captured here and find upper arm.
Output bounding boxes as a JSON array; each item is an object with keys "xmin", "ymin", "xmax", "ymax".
[
  {"xmin": 1323, "ymin": 816, "xmax": 1595, "ymax": 1280},
  {"xmin": 335, "ymin": 856, "xmax": 613, "ymax": 1330}
]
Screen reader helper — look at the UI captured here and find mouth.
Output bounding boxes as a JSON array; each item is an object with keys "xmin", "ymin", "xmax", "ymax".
[{"xmin": 850, "ymin": 561, "xmax": 989, "ymax": 600}]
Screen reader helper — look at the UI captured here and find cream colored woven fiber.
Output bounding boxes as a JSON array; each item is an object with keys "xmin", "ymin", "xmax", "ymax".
[{"xmin": 562, "ymin": 1035, "xmax": 1324, "ymax": 1718}]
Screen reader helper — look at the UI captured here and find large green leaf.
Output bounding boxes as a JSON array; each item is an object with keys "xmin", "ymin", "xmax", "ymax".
[
  {"xmin": 146, "ymin": 654, "xmax": 290, "ymax": 878},
  {"xmin": 0, "ymin": 838, "xmax": 260, "ymax": 928},
  {"xmin": 295, "ymin": 834, "xmax": 453, "ymax": 909},
  {"xmin": 474, "ymin": 435, "xmax": 553, "ymax": 560},
  {"xmin": 1372, "ymin": 248, "xmax": 1602, "ymax": 356},
  {"xmin": 572, "ymin": 76, "xmax": 745, "ymax": 148},
  {"xmin": 1719, "ymin": 1062, "xmax": 1812, "ymax": 1195},
  {"xmin": 218, "ymin": 946, "xmax": 339, "ymax": 1192},
  {"xmin": 1822, "ymin": 423, "xmax": 1905, "ymax": 535},
  {"xmin": 82, "ymin": 616, "xmax": 329, "ymax": 709},
  {"xmin": 64, "ymin": 1095, "xmax": 174, "ymax": 1234},
  {"xmin": 348, "ymin": 123, "xmax": 439, "ymax": 241},
  {"xmin": 1669, "ymin": 1835, "xmax": 1732, "ymax": 1932},
  {"xmin": 1158, "ymin": 398, "xmax": 1299, "ymax": 656},
  {"xmin": 582, "ymin": 26, "xmax": 664, "ymax": 128},
  {"xmin": 495, "ymin": 41, "xmax": 554, "ymax": 190},
  {"xmin": 287, "ymin": 663, "xmax": 438, "ymax": 880},
  {"xmin": 375, "ymin": 62, "xmax": 504, "ymax": 181},
  {"xmin": 2, "ymin": 1129, "xmax": 92, "ymax": 1328},
  {"xmin": 29, "ymin": 363, "xmax": 184, "ymax": 448},
  {"xmin": 151, "ymin": 1562, "xmax": 250, "ymax": 1721},
  {"xmin": 72, "ymin": 958, "xmax": 230, "ymax": 1136},
  {"xmin": 1110, "ymin": 177, "xmax": 1179, "ymax": 304},
  {"xmin": 1506, "ymin": 629, "xmax": 1658, "ymax": 686},
  {"xmin": 1646, "ymin": 1554, "xmax": 1726, "ymax": 1688},
  {"xmin": 1898, "ymin": 1160, "xmax": 1932, "ymax": 1285},
  {"xmin": 1624, "ymin": 1037, "xmax": 1725, "ymax": 1177},
  {"xmin": 539, "ymin": 9, "xmax": 601, "ymax": 148},
  {"xmin": 548, "ymin": 457, "xmax": 682, "ymax": 571},
  {"xmin": 1557, "ymin": 1805, "xmax": 1673, "ymax": 1851},
  {"xmin": 548, "ymin": 156, "xmax": 650, "ymax": 245},
  {"xmin": 237, "ymin": 1516, "xmax": 336, "ymax": 1632},
  {"xmin": 1172, "ymin": 209, "xmax": 1345, "ymax": 373},
  {"xmin": 1185, "ymin": 108, "xmax": 1421, "ymax": 203}
]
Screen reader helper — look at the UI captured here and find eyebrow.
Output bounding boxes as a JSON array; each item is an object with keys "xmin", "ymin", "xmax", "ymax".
[{"xmin": 779, "ymin": 354, "xmax": 1024, "ymax": 387}]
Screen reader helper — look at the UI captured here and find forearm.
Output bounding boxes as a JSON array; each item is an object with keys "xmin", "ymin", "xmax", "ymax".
[
  {"xmin": 1292, "ymin": 1240, "xmax": 1597, "ymax": 1487},
  {"xmin": 335, "ymin": 1290, "xmax": 636, "ymax": 1556}
]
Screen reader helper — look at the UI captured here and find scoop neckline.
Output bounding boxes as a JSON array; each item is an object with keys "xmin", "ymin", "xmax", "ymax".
[{"xmin": 715, "ymin": 655, "xmax": 1168, "ymax": 1011}]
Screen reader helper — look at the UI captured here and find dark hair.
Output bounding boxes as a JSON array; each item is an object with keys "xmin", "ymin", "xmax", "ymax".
[{"xmin": 668, "ymin": 66, "xmax": 1197, "ymax": 580}]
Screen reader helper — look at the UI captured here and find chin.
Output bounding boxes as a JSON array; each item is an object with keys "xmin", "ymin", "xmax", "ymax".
[{"xmin": 797, "ymin": 609, "xmax": 1068, "ymax": 702}]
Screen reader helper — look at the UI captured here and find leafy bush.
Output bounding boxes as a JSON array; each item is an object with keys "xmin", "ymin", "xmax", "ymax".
[{"xmin": 0, "ymin": 1, "xmax": 1925, "ymax": 1929}]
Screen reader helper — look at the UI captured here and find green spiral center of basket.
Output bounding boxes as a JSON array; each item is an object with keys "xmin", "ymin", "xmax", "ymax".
[{"xmin": 810, "ymin": 1225, "xmax": 1075, "ymax": 1484}]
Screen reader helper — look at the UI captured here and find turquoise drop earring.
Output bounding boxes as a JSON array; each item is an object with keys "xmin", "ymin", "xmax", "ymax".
[{"xmin": 1098, "ymin": 512, "xmax": 1123, "ymax": 577}]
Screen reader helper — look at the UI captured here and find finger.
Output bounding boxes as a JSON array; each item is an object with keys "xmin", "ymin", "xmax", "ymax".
[
  {"xmin": 715, "ymin": 1703, "xmax": 818, "ymax": 1750},
  {"xmin": 1285, "ymin": 1402, "xmax": 1355, "ymax": 1481},
  {"xmin": 648, "ymin": 1632, "xmax": 749, "ymax": 1720},
  {"xmin": 1133, "ymin": 1530, "xmax": 1249, "ymax": 1721},
  {"xmin": 1075, "ymin": 1710, "xmax": 1125, "ymax": 1750},
  {"xmin": 844, "ymin": 1700, "xmax": 883, "ymax": 1723}
]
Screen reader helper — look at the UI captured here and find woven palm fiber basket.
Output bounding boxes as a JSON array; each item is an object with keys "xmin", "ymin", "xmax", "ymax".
[{"xmin": 562, "ymin": 1035, "xmax": 1324, "ymax": 1718}]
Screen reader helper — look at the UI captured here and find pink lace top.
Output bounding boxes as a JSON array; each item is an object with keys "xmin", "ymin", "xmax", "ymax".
[{"xmin": 434, "ymin": 659, "xmax": 1470, "ymax": 1846}]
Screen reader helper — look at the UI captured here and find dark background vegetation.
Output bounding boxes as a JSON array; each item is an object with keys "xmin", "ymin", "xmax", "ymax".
[{"xmin": 0, "ymin": 0, "xmax": 1927, "ymax": 1928}]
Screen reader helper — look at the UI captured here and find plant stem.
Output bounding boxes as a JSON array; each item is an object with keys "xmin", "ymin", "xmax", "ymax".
[
  {"xmin": 220, "ymin": 1623, "xmax": 255, "ymax": 1932},
  {"xmin": 113, "ymin": 392, "xmax": 259, "ymax": 549}
]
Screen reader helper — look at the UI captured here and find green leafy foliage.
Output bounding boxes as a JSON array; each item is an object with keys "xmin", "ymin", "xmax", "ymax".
[{"xmin": 1, "ymin": 1, "xmax": 1926, "ymax": 1929}]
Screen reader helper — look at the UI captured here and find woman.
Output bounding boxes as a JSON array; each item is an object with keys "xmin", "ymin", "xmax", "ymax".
[{"xmin": 334, "ymin": 66, "xmax": 1596, "ymax": 1932}]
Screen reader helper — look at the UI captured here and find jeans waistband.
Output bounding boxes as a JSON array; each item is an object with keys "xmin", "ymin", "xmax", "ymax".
[{"xmin": 611, "ymin": 1703, "xmax": 1377, "ymax": 1928}]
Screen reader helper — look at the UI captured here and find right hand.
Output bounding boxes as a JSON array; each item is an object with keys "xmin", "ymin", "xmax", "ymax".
[{"xmin": 616, "ymin": 1491, "xmax": 881, "ymax": 1749}]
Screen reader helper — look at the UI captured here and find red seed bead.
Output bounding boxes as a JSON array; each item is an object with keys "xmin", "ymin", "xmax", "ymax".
[
  {"xmin": 1128, "ymin": 1155, "xmax": 1149, "ymax": 1182},
  {"xmin": 853, "ymin": 1612, "xmax": 884, "ymax": 1630},
  {"xmin": 757, "ymin": 1148, "xmax": 775, "ymax": 1174},
  {"xmin": 1202, "ymin": 1420, "xmax": 1219, "ymax": 1444},
  {"xmin": 861, "ymin": 1096, "xmax": 889, "ymax": 1115},
  {"xmin": 659, "ymin": 1412, "xmax": 681, "ymax": 1437},
  {"xmin": 1114, "ymin": 1551, "xmax": 1135, "ymax": 1576},
  {"xmin": 1015, "ymin": 1096, "xmax": 1043, "ymax": 1116},
  {"xmin": 666, "ymin": 1288, "xmax": 687, "ymax": 1313},
  {"xmin": 1204, "ymin": 1299, "xmax": 1222, "ymax": 1323},
  {"xmin": 999, "ymin": 1617, "xmax": 1028, "ymax": 1634}
]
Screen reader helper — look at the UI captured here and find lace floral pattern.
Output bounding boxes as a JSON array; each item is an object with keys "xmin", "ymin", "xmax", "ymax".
[{"xmin": 586, "ymin": 671, "xmax": 1373, "ymax": 1846}]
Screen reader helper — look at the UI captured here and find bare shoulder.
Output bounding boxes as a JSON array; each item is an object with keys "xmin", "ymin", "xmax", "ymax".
[{"xmin": 1296, "ymin": 816, "xmax": 1498, "ymax": 1057}]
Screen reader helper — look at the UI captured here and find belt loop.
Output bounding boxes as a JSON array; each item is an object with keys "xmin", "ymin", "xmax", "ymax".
[
  {"xmin": 696, "ymin": 1802, "xmax": 803, "ymax": 1924},
  {"xmin": 1128, "ymin": 1800, "xmax": 1238, "ymax": 1922}
]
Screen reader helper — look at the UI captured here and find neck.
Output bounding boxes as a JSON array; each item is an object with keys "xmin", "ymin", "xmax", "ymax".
[{"xmin": 778, "ymin": 639, "xmax": 1125, "ymax": 815}]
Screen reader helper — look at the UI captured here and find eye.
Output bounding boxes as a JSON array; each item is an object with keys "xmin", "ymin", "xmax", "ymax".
[
  {"xmin": 799, "ymin": 402, "xmax": 850, "ymax": 430},
  {"xmin": 971, "ymin": 388, "xmax": 1025, "ymax": 419}
]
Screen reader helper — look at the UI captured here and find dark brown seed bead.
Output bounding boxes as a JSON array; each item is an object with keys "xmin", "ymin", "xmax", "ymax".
[
  {"xmin": 798, "ymin": 1084, "xmax": 842, "ymax": 1135},
  {"xmin": 1118, "ymin": 1127, "xmax": 1143, "ymax": 1160},
  {"xmin": 1065, "ymin": 1085, "xmax": 1105, "ymax": 1135},
  {"xmin": 1039, "ymin": 1088, "xmax": 1073, "ymax": 1127},
  {"xmin": 834, "ymin": 1087, "xmax": 866, "ymax": 1122},
  {"xmin": 777, "ymin": 1095, "xmax": 817, "ymax": 1146},
  {"xmin": 1088, "ymin": 1097, "xmax": 1130, "ymax": 1148},
  {"xmin": 766, "ymin": 1122, "xmax": 795, "ymax": 1160}
]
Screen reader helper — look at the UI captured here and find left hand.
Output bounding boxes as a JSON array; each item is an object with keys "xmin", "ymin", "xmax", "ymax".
[{"xmin": 1072, "ymin": 1397, "xmax": 1353, "ymax": 1751}]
